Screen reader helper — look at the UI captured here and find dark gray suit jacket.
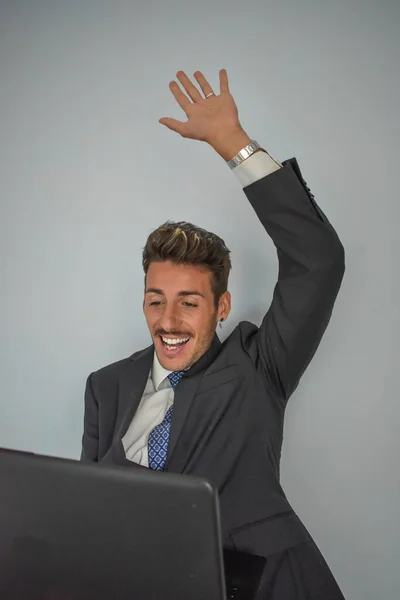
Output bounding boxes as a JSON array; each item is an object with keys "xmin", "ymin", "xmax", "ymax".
[{"xmin": 81, "ymin": 157, "xmax": 345, "ymax": 559}]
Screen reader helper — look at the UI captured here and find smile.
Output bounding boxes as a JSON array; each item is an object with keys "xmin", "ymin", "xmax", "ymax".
[{"xmin": 158, "ymin": 335, "xmax": 190, "ymax": 356}]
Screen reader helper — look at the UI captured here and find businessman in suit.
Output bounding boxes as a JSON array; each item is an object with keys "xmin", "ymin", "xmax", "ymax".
[{"xmin": 81, "ymin": 69, "xmax": 346, "ymax": 599}]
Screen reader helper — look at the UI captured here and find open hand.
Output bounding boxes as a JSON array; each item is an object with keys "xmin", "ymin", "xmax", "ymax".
[{"xmin": 159, "ymin": 69, "xmax": 243, "ymax": 147}]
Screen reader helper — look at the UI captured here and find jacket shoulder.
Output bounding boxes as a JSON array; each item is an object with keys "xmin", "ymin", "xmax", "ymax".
[
  {"xmin": 92, "ymin": 356, "xmax": 131, "ymax": 378},
  {"xmin": 223, "ymin": 320, "xmax": 259, "ymax": 358},
  {"xmin": 91, "ymin": 344, "xmax": 153, "ymax": 381}
]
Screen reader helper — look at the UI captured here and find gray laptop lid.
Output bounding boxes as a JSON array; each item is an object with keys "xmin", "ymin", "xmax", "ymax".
[{"xmin": 0, "ymin": 448, "xmax": 226, "ymax": 600}]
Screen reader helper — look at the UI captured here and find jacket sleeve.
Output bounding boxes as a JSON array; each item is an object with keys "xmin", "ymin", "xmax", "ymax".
[
  {"xmin": 80, "ymin": 373, "xmax": 99, "ymax": 461},
  {"xmin": 243, "ymin": 157, "xmax": 345, "ymax": 402}
]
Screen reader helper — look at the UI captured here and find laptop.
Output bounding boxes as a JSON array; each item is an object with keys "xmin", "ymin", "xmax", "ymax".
[{"xmin": 0, "ymin": 448, "xmax": 265, "ymax": 600}]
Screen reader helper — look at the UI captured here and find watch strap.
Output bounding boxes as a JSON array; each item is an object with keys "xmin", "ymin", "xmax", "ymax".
[{"xmin": 227, "ymin": 140, "xmax": 262, "ymax": 169}]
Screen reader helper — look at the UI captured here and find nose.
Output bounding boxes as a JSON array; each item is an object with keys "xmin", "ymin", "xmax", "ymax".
[{"xmin": 157, "ymin": 303, "xmax": 182, "ymax": 333}]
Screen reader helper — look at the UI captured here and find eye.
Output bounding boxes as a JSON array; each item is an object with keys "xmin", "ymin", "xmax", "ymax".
[
  {"xmin": 150, "ymin": 301, "xmax": 161, "ymax": 306},
  {"xmin": 183, "ymin": 302, "xmax": 197, "ymax": 308}
]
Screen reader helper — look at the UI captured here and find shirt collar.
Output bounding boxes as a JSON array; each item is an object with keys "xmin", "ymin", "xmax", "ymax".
[
  {"xmin": 152, "ymin": 351, "xmax": 173, "ymax": 391},
  {"xmin": 151, "ymin": 350, "xmax": 196, "ymax": 390}
]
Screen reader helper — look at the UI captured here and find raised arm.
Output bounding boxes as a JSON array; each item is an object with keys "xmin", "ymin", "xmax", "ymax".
[
  {"xmin": 159, "ymin": 68, "xmax": 344, "ymax": 403},
  {"xmin": 242, "ymin": 157, "xmax": 344, "ymax": 401}
]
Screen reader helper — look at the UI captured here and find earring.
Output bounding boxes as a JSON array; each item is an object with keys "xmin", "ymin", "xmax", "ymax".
[{"xmin": 219, "ymin": 318, "xmax": 224, "ymax": 329}]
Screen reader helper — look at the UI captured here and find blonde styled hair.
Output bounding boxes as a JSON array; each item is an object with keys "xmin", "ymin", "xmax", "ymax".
[{"xmin": 142, "ymin": 221, "xmax": 231, "ymax": 307}]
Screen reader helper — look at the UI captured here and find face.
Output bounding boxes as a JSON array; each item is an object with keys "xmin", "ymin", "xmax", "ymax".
[{"xmin": 143, "ymin": 261, "xmax": 231, "ymax": 371}]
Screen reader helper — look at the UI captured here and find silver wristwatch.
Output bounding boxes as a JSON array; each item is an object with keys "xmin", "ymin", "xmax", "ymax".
[{"xmin": 227, "ymin": 140, "xmax": 262, "ymax": 169}]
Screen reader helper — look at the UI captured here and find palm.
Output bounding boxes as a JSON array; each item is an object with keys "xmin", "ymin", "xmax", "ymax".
[{"xmin": 159, "ymin": 69, "xmax": 241, "ymax": 144}]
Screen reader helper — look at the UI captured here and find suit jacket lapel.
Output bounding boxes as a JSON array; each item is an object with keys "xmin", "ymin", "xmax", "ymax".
[
  {"xmin": 114, "ymin": 344, "xmax": 154, "ymax": 441},
  {"xmin": 166, "ymin": 334, "xmax": 223, "ymax": 471},
  {"xmin": 114, "ymin": 334, "xmax": 223, "ymax": 469},
  {"xmin": 165, "ymin": 374, "xmax": 202, "ymax": 469}
]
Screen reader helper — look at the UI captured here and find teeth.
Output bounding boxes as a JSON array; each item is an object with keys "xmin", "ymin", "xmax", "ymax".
[{"xmin": 161, "ymin": 336, "xmax": 189, "ymax": 345}]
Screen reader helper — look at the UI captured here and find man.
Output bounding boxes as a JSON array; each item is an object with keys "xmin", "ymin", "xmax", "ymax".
[{"xmin": 81, "ymin": 69, "xmax": 345, "ymax": 599}]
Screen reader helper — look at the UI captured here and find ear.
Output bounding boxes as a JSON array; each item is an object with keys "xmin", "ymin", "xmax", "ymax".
[{"xmin": 218, "ymin": 291, "xmax": 231, "ymax": 322}]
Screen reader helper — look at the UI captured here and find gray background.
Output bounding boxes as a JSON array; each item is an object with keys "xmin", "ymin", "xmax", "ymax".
[{"xmin": 1, "ymin": 1, "xmax": 399, "ymax": 598}]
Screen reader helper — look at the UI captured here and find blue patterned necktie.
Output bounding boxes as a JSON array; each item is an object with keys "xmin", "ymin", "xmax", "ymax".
[{"xmin": 148, "ymin": 371, "xmax": 184, "ymax": 471}]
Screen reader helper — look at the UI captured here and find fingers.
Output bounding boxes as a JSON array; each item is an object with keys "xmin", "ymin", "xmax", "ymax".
[
  {"xmin": 176, "ymin": 71, "xmax": 203, "ymax": 103},
  {"xmin": 169, "ymin": 80, "xmax": 192, "ymax": 113},
  {"xmin": 193, "ymin": 71, "xmax": 215, "ymax": 98},
  {"xmin": 158, "ymin": 117, "xmax": 186, "ymax": 136},
  {"xmin": 219, "ymin": 69, "xmax": 229, "ymax": 94},
  {"xmin": 168, "ymin": 70, "xmax": 228, "ymax": 111},
  {"xmin": 159, "ymin": 69, "xmax": 230, "ymax": 135}
]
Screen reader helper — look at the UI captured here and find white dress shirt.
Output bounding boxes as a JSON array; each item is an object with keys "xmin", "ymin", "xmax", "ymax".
[
  {"xmin": 122, "ymin": 149, "xmax": 282, "ymax": 467},
  {"xmin": 122, "ymin": 351, "xmax": 176, "ymax": 465}
]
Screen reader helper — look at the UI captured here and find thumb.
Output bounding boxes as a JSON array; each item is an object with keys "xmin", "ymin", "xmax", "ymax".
[{"xmin": 158, "ymin": 117, "xmax": 186, "ymax": 135}]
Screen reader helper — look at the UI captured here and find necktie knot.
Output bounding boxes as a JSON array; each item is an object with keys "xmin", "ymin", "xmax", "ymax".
[{"xmin": 167, "ymin": 371, "xmax": 184, "ymax": 390}]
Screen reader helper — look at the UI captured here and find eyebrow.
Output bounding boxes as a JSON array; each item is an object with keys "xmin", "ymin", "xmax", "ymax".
[{"xmin": 145, "ymin": 288, "xmax": 205, "ymax": 299}]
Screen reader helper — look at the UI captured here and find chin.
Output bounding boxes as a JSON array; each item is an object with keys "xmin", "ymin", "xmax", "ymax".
[{"xmin": 157, "ymin": 353, "xmax": 193, "ymax": 372}]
